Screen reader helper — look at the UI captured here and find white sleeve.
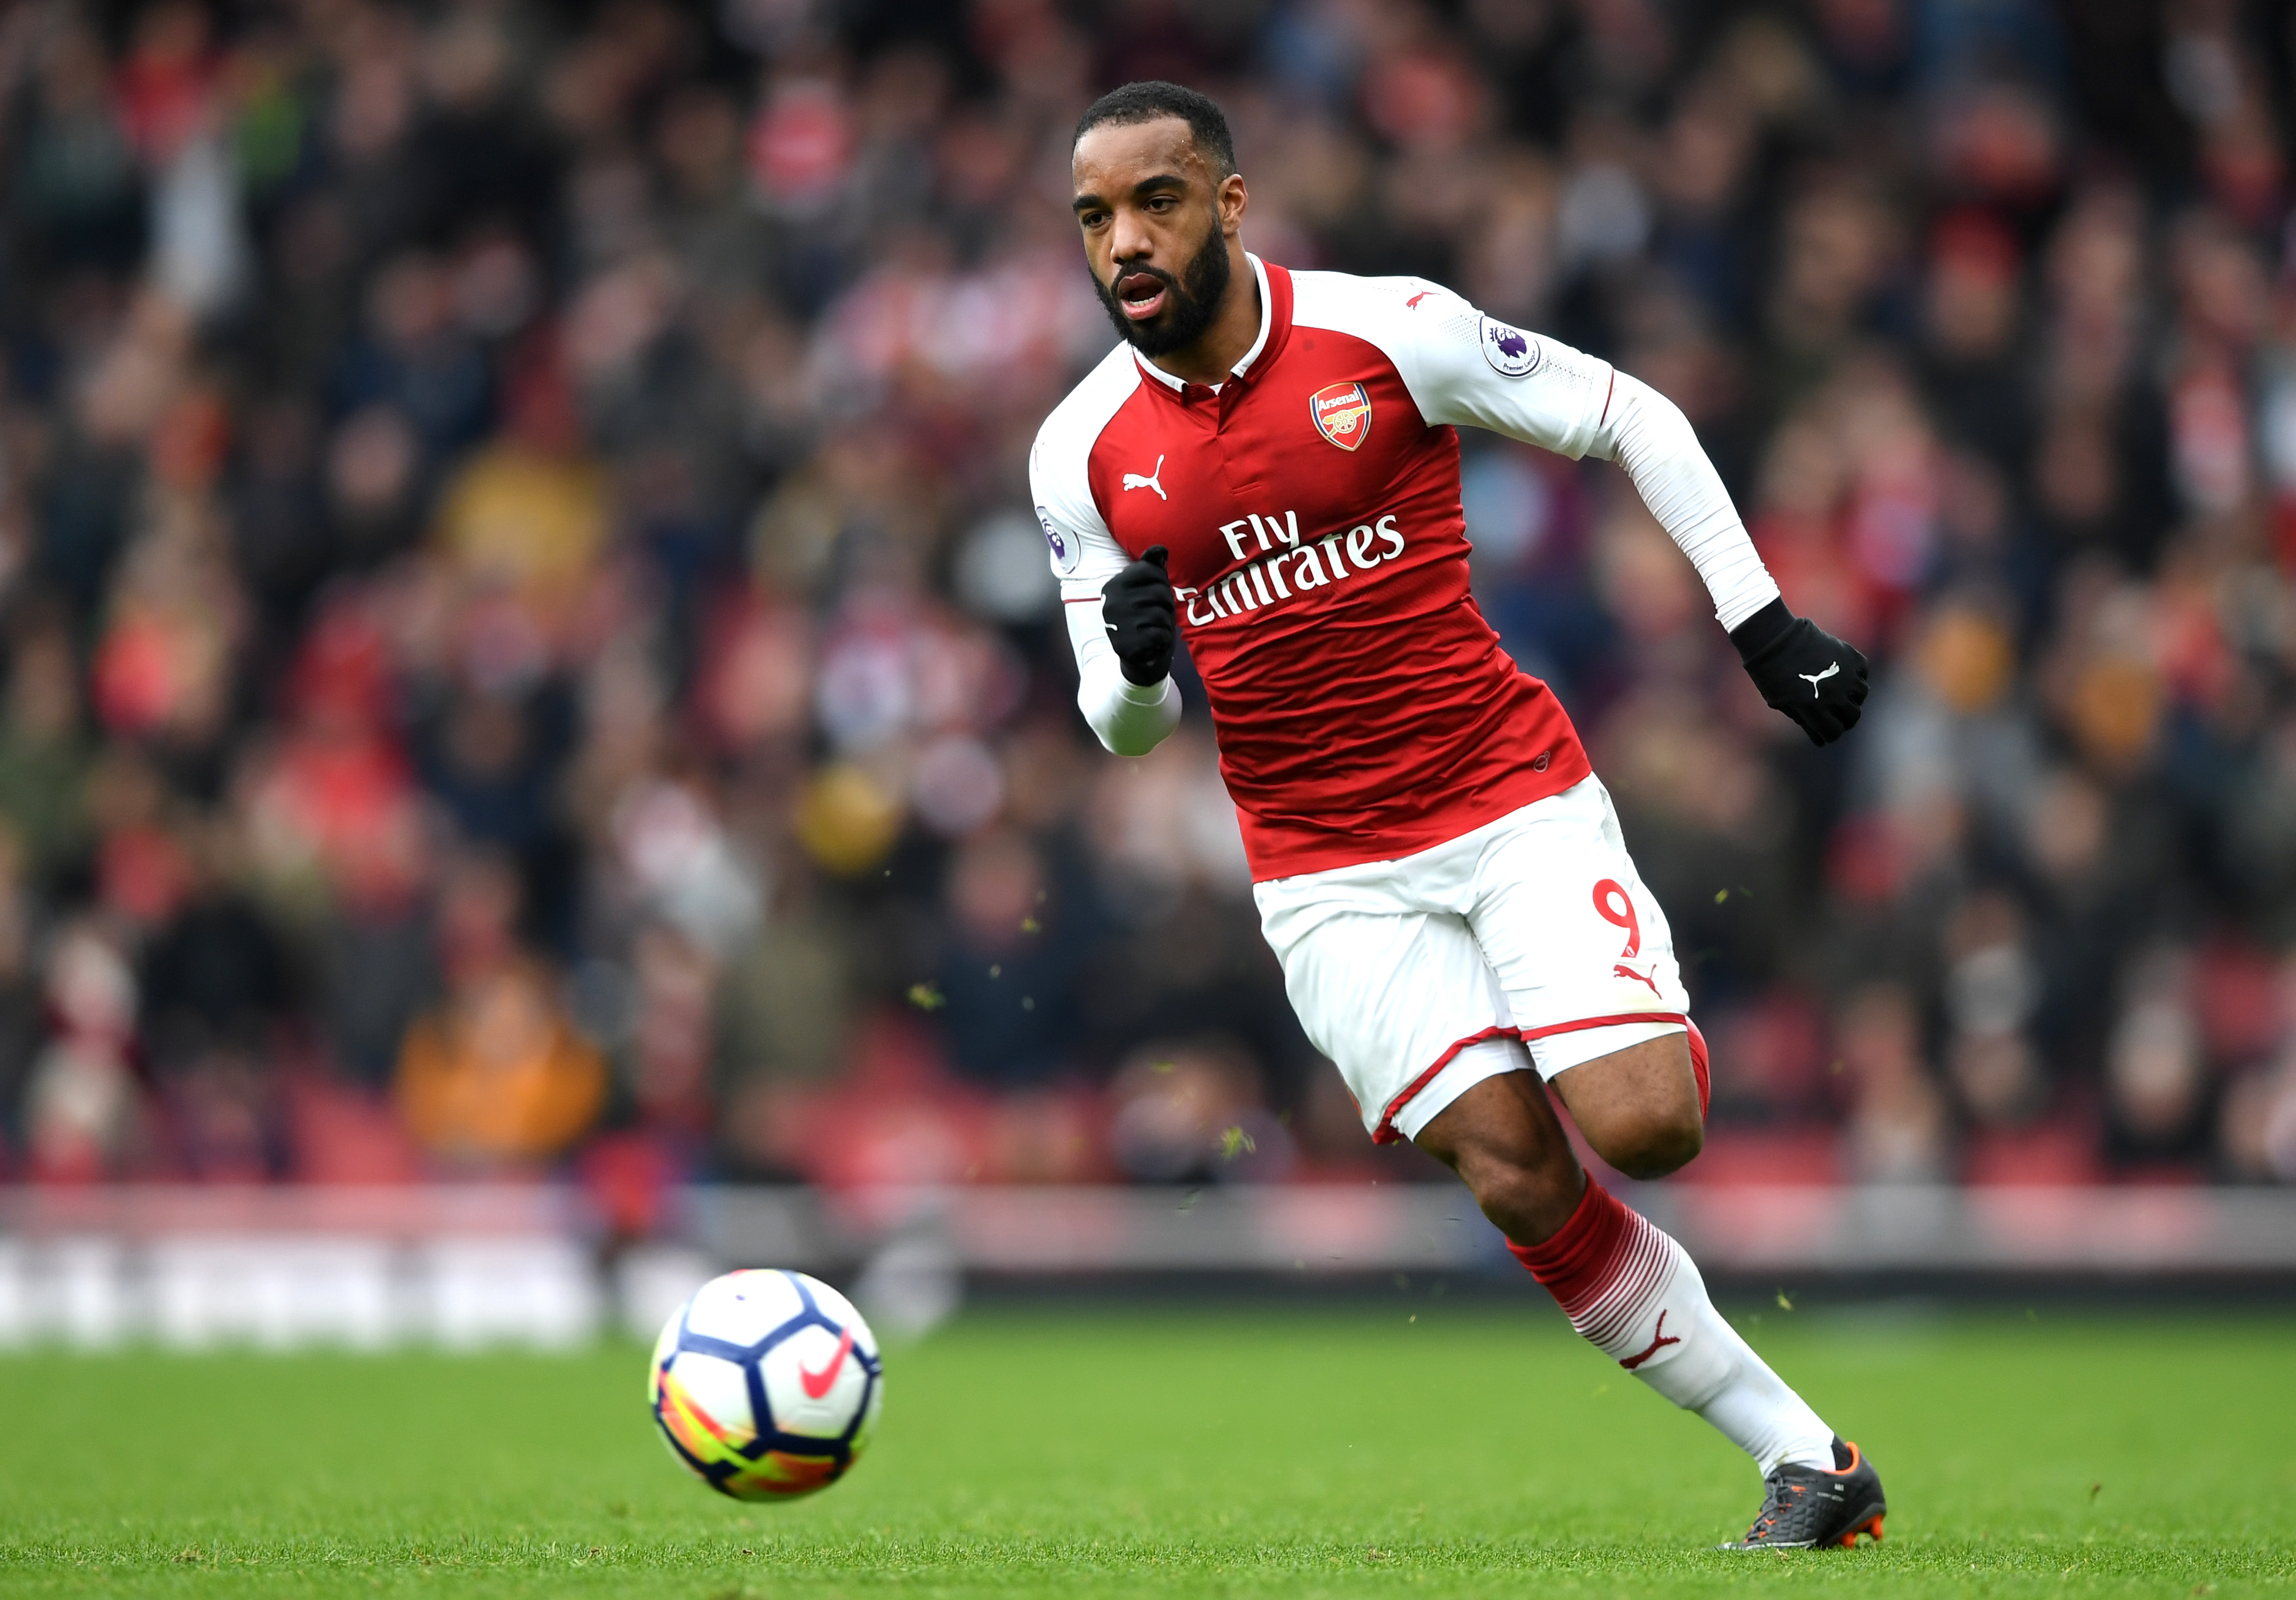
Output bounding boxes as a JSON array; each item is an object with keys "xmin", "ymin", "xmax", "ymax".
[
  {"xmin": 1384, "ymin": 284, "xmax": 1619, "ymax": 459},
  {"xmin": 1062, "ymin": 598, "xmax": 1181, "ymax": 757},
  {"xmin": 1583, "ymin": 372, "xmax": 1779, "ymax": 631},
  {"xmin": 1384, "ymin": 284, "xmax": 1779, "ymax": 631},
  {"xmin": 1030, "ymin": 439, "xmax": 1181, "ymax": 757}
]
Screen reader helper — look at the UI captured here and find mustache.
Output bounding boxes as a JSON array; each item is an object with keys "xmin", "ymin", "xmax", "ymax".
[{"xmin": 1110, "ymin": 260, "xmax": 1179, "ymax": 294}]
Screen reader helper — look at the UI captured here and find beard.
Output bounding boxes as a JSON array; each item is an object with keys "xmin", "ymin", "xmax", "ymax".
[{"xmin": 1093, "ymin": 222, "xmax": 1233, "ymax": 358}]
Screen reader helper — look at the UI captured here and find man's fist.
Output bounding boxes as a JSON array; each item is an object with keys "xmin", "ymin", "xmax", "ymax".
[
  {"xmin": 1728, "ymin": 598, "xmax": 1869, "ymax": 746},
  {"xmin": 1103, "ymin": 545, "xmax": 1176, "ymax": 686}
]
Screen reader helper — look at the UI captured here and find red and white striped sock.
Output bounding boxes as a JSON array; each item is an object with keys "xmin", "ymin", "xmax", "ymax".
[{"xmin": 1509, "ymin": 1177, "xmax": 1833, "ymax": 1475}]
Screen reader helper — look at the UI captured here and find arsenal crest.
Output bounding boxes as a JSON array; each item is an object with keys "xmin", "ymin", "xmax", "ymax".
[{"xmin": 1309, "ymin": 381, "xmax": 1372, "ymax": 452}]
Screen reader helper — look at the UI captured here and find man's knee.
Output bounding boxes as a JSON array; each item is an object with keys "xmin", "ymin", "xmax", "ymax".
[
  {"xmin": 1552, "ymin": 1033, "xmax": 1705, "ymax": 1179},
  {"xmin": 1414, "ymin": 1073, "xmax": 1584, "ymax": 1242},
  {"xmin": 1598, "ymin": 1103, "xmax": 1703, "ymax": 1180},
  {"xmin": 1457, "ymin": 1144, "xmax": 1582, "ymax": 1241}
]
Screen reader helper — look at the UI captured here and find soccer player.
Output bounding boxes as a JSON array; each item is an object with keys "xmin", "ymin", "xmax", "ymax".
[{"xmin": 1033, "ymin": 82, "xmax": 1884, "ymax": 1550}]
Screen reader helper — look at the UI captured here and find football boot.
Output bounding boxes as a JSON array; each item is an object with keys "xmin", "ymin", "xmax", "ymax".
[{"xmin": 1718, "ymin": 1437, "xmax": 1886, "ymax": 1550}]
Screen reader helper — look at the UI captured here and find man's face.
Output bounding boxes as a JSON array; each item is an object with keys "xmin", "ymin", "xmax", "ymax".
[{"xmin": 1071, "ymin": 117, "xmax": 1242, "ymax": 356}]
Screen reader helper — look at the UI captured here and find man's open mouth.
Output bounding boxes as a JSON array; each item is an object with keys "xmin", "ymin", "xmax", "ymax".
[{"xmin": 1115, "ymin": 270, "xmax": 1169, "ymax": 321}]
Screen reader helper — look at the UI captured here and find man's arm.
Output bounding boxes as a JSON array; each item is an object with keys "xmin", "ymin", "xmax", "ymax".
[
  {"xmin": 1382, "ymin": 282, "xmax": 1867, "ymax": 745},
  {"xmin": 1033, "ymin": 442, "xmax": 1183, "ymax": 757},
  {"xmin": 1063, "ymin": 574, "xmax": 1182, "ymax": 757},
  {"xmin": 1583, "ymin": 372, "xmax": 1776, "ymax": 629},
  {"xmin": 1587, "ymin": 375, "xmax": 1869, "ymax": 745}
]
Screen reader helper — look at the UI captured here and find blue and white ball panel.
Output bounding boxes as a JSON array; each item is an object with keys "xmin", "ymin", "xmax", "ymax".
[
  {"xmin": 663, "ymin": 1349, "xmax": 757, "ymax": 1444},
  {"xmin": 682, "ymin": 1268, "xmax": 805, "ymax": 1346},
  {"xmin": 759, "ymin": 1319, "xmax": 872, "ymax": 1441}
]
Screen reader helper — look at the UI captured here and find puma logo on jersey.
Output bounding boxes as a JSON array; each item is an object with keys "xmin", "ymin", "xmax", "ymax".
[
  {"xmin": 1614, "ymin": 963, "xmax": 1663, "ymax": 998},
  {"xmin": 1122, "ymin": 456, "xmax": 1167, "ymax": 499},
  {"xmin": 1800, "ymin": 662, "xmax": 1841, "ymax": 696},
  {"xmin": 1405, "ymin": 290, "xmax": 1431, "ymax": 308}
]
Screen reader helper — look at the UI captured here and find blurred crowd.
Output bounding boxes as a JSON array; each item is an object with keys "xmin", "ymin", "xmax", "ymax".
[{"xmin": 0, "ymin": 0, "xmax": 2292, "ymax": 1206}]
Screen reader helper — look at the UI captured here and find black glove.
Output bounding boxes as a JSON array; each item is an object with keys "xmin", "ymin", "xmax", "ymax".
[
  {"xmin": 1729, "ymin": 598, "xmax": 1869, "ymax": 746},
  {"xmin": 1101, "ymin": 544, "xmax": 1175, "ymax": 686}
]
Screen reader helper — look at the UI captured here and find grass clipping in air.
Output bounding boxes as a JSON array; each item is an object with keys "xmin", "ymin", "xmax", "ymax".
[{"xmin": 1, "ymin": 1310, "xmax": 2291, "ymax": 1596}]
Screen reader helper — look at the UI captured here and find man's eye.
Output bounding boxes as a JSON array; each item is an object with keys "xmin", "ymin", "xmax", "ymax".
[{"xmin": 1147, "ymin": 197, "xmax": 1175, "ymax": 212}]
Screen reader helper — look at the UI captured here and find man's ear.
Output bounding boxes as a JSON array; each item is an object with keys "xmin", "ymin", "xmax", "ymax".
[{"xmin": 1218, "ymin": 173, "xmax": 1248, "ymax": 235}]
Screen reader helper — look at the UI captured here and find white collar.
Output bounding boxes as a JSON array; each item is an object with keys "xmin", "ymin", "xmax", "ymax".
[{"xmin": 1131, "ymin": 252, "xmax": 1270, "ymax": 393}]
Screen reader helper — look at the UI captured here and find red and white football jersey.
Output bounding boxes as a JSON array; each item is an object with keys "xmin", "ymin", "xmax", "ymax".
[{"xmin": 1033, "ymin": 255, "xmax": 1646, "ymax": 882}]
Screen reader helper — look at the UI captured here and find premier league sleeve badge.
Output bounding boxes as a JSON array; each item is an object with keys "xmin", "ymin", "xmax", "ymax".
[
  {"xmin": 1040, "ymin": 506, "xmax": 1081, "ymax": 575},
  {"xmin": 1479, "ymin": 315, "xmax": 1542, "ymax": 378}
]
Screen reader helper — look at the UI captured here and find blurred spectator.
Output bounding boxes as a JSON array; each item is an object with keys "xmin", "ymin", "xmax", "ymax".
[
  {"xmin": 0, "ymin": 829, "xmax": 48, "ymax": 1170},
  {"xmin": 394, "ymin": 850, "xmax": 603, "ymax": 1170},
  {"xmin": 1107, "ymin": 1038, "xmax": 1293, "ymax": 1185},
  {"xmin": 139, "ymin": 830, "xmax": 295, "ymax": 1178},
  {"xmin": 0, "ymin": 615, "xmax": 94, "ymax": 881},
  {"xmin": 20, "ymin": 921, "xmax": 144, "ymax": 1183},
  {"xmin": 1836, "ymin": 984, "xmax": 1950, "ymax": 1183}
]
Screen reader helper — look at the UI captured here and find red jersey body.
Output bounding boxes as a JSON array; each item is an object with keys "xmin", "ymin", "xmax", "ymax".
[{"xmin": 1033, "ymin": 257, "xmax": 1623, "ymax": 881}]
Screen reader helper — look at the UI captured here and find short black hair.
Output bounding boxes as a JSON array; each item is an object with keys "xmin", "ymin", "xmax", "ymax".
[{"xmin": 1072, "ymin": 81, "xmax": 1236, "ymax": 179}]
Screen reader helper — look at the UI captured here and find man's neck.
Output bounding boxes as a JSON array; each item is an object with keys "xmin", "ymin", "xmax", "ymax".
[{"xmin": 1144, "ymin": 248, "xmax": 1260, "ymax": 388}]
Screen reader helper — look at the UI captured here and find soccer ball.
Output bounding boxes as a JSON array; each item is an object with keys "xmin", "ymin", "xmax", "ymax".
[{"xmin": 648, "ymin": 1269, "xmax": 884, "ymax": 1500}]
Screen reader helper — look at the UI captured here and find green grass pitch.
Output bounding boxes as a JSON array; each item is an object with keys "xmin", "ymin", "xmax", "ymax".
[{"xmin": 1, "ymin": 1302, "xmax": 2290, "ymax": 1596}]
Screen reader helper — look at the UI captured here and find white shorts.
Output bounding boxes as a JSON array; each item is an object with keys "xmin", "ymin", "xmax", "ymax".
[{"xmin": 1253, "ymin": 776, "xmax": 1690, "ymax": 1144}]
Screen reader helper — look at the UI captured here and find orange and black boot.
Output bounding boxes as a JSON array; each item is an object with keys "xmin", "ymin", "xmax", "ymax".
[{"xmin": 1718, "ymin": 1437, "xmax": 1886, "ymax": 1550}]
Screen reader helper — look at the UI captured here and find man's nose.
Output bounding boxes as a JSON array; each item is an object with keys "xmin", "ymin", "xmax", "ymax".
[{"xmin": 1107, "ymin": 210, "xmax": 1158, "ymax": 269}]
